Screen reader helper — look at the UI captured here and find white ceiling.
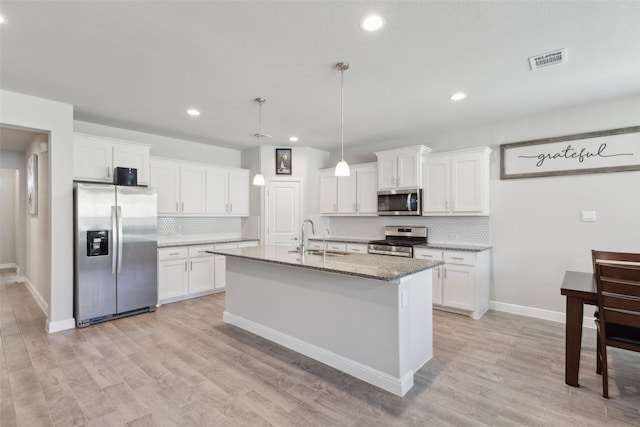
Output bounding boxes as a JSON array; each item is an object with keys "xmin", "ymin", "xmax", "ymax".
[{"xmin": 1, "ymin": 1, "xmax": 639, "ymax": 152}]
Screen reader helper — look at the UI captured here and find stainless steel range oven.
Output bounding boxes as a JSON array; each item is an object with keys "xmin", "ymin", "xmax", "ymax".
[{"xmin": 368, "ymin": 226, "xmax": 428, "ymax": 258}]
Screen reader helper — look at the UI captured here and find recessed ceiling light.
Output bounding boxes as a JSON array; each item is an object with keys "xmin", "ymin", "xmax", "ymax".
[
  {"xmin": 187, "ymin": 109, "xmax": 201, "ymax": 116},
  {"xmin": 450, "ymin": 92, "xmax": 467, "ymax": 101},
  {"xmin": 0, "ymin": 15, "xmax": 6, "ymax": 24},
  {"xmin": 289, "ymin": 136, "xmax": 299, "ymax": 142},
  {"xmin": 360, "ymin": 14, "xmax": 385, "ymax": 32}
]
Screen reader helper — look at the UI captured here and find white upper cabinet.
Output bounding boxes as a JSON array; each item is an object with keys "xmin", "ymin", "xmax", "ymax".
[
  {"xmin": 206, "ymin": 167, "xmax": 249, "ymax": 216},
  {"xmin": 150, "ymin": 158, "xmax": 249, "ymax": 217},
  {"xmin": 375, "ymin": 145, "xmax": 431, "ymax": 190},
  {"xmin": 423, "ymin": 147, "xmax": 492, "ymax": 216},
  {"xmin": 73, "ymin": 133, "xmax": 150, "ymax": 184},
  {"xmin": 320, "ymin": 163, "xmax": 377, "ymax": 216}
]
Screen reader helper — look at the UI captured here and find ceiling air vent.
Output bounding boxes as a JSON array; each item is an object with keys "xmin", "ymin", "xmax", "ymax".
[{"xmin": 528, "ymin": 48, "xmax": 567, "ymax": 70}]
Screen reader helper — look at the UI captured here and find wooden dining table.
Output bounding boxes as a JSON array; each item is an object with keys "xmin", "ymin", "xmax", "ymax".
[{"xmin": 560, "ymin": 270, "xmax": 597, "ymax": 387}]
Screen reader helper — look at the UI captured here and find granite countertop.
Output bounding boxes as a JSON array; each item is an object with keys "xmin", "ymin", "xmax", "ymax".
[
  {"xmin": 158, "ymin": 235, "xmax": 259, "ymax": 248},
  {"xmin": 415, "ymin": 242, "xmax": 492, "ymax": 252},
  {"xmin": 206, "ymin": 245, "xmax": 443, "ymax": 282},
  {"xmin": 309, "ymin": 236, "xmax": 491, "ymax": 252},
  {"xmin": 308, "ymin": 236, "xmax": 371, "ymax": 244}
]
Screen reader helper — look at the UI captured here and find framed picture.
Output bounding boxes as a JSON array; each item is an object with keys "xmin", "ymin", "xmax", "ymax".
[
  {"xmin": 500, "ymin": 126, "xmax": 640, "ymax": 179},
  {"xmin": 275, "ymin": 148, "xmax": 292, "ymax": 175},
  {"xmin": 27, "ymin": 153, "xmax": 38, "ymax": 215}
]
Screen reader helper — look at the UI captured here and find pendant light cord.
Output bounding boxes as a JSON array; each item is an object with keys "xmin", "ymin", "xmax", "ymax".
[{"xmin": 340, "ymin": 68, "xmax": 344, "ymax": 162}]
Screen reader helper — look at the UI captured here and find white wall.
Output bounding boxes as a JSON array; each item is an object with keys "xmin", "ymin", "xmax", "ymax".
[
  {"xmin": 74, "ymin": 120, "xmax": 242, "ymax": 167},
  {"xmin": 0, "ymin": 90, "xmax": 74, "ymax": 333},
  {"xmin": 0, "ymin": 150, "xmax": 27, "ymax": 275},
  {"xmin": 0, "ymin": 168, "xmax": 18, "ymax": 267},
  {"xmin": 242, "ymin": 145, "xmax": 330, "ymax": 241},
  {"xmin": 24, "ymin": 136, "xmax": 51, "ymax": 311},
  {"xmin": 338, "ymin": 94, "xmax": 640, "ymax": 315}
]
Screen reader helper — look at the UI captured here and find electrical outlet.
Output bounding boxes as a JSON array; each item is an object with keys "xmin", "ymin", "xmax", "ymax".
[{"xmin": 581, "ymin": 211, "xmax": 596, "ymax": 222}]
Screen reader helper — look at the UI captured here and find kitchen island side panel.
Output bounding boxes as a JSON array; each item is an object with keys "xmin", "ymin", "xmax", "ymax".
[{"xmin": 222, "ymin": 256, "xmax": 433, "ymax": 396}]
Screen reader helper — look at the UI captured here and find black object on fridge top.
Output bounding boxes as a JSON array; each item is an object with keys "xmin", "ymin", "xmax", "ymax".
[{"xmin": 114, "ymin": 167, "xmax": 137, "ymax": 186}]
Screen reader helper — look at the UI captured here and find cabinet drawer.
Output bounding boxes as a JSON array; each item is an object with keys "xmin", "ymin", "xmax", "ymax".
[
  {"xmin": 413, "ymin": 248, "xmax": 443, "ymax": 261},
  {"xmin": 307, "ymin": 241, "xmax": 324, "ymax": 250},
  {"xmin": 326, "ymin": 242, "xmax": 347, "ymax": 252},
  {"xmin": 444, "ymin": 251, "xmax": 476, "ymax": 266},
  {"xmin": 158, "ymin": 247, "xmax": 188, "ymax": 261},
  {"xmin": 346, "ymin": 243, "xmax": 368, "ymax": 254},
  {"xmin": 188, "ymin": 245, "xmax": 214, "ymax": 258},
  {"xmin": 237, "ymin": 240, "xmax": 259, "ymax": 248}
]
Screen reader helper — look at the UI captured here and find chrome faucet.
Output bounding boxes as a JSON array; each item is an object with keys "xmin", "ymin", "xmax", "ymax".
[{"xmin": 299, "ymin": 219, "xmax": 316, "ymax": 254}]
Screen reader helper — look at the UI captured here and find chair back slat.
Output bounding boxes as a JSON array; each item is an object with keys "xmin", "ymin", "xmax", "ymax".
[
  {"xmin": 592, "ymin": 250, "xmax": 640, "ymax": 273},
  {"xmin": 595, "ymin": 262, "xmax": 640, "ymax": 330},
  {"xmin": 603, "ymin": 309, "xmax": 640, "ymax": 329}
]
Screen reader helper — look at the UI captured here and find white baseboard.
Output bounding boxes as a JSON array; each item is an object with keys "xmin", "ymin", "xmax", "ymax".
[
  {"xmin": 0, "ymin": 262, "xmax": 17, "ymax": 270},
  {"xmin": 24, "ymin": 278, "xmax": 49, "ymax": 316},
  {"xmin": 490, "ymin": 300, "xmax": 596, "ymax": 330},
  {"xmin": 223, "ymin": 311, "xmax": 412, "ymax": 396},
  {"xmin": 47, "ymin": 318, "xmax": 76, "ymax": 333}
]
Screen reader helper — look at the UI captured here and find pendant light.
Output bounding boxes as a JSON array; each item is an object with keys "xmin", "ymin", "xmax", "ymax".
[
  {"xmin": 335, "ymin": 62, "xmax": 350, "ymax": 177},
  {"xmin": 252, "ymin": 97, "xmax": 266, "ymax": 186}
]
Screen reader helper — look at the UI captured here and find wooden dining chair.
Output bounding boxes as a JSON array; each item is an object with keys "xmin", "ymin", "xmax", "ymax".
[
  {"xmin": 591, "ymin": 250, "xmax": 640, "ymax": 375},
  {"xmin": 593, "ymin": 262, "xmax": 640, "ymax": 398}
]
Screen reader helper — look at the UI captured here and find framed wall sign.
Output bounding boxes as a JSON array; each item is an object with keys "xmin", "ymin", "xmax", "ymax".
[
  {"xmin": 27, "ymin": 153, "xmax": 38, "ymax": 215},
  {"xmin": 500, "ymin": 126, "xmax": 640, "ymax": 179},
  {"xmin": 275, "ymin": 148, "xmax": 292, "ymax": 175}
]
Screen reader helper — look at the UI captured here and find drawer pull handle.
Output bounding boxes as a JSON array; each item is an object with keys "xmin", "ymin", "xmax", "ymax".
[
  {"xmin": 169, "ymin": 252, "xmax": 180, "ymax": 256},
  {"xmin": 451, "ymin": 257, "xmax": 464, "ymax": 260}
]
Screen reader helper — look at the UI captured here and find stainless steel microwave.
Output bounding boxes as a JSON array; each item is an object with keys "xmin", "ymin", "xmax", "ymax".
[{"xmin": 377, "ymin": 189, "xmax": 422, "ymax": 216}]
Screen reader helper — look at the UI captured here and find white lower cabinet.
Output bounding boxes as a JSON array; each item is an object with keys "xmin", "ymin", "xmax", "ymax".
[
  {"xmin": 158, "ymin": 245, "xmax": 220, "ymax": 304},
  {"xmin": 414, "ymin": 248, "xmax": 490, "ymax": 319}
]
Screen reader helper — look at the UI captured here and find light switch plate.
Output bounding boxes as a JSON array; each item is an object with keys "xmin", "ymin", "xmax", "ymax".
[{"xmin": 581, "ymin": 211, "xmax": 596, "ymax": 222}]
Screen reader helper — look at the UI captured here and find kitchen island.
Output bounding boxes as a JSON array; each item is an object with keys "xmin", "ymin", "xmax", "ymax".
[{"xmin": 207, "ymin": 245, "xmax": 442, "ymax": 396}]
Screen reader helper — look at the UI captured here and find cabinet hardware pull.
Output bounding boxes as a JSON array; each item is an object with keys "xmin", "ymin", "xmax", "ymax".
[
  {"xmin": 184, "ymin": 261, "xmax": 187, "ymax": 271},
  {"xmin": 107, "ymin": 167, "xmax": 111, "ymax": 178},
  {"xmin": 452, "ymin": 200, "xmax": 455, "ymax": 210},
  {"xmin": 190, "ymin": 261, "xmax": 193, "ymax": 270},
  {"xmin": 445, "ymin": 200, "xmax": 448, "ymax": 211},
  {"xmin": 182, "ymin": 202, "xmax": 184, "ymax": 211},
  {"xmin": 444, "ymin": 268, "xmax": 447, "ymax": 278},
  {"xmin": 452, "ymin": 257, "xmax": 464, "ymax": 260},
  {"xmin": 169, "ymin": 252, "xmax": 180, "ymax": 255},
  {"xmin": 175, "ymin": 202, "xmax": 179, "ymax": 212},
  {"xmin": 437, "ymin": 267, "xmax": 440, "ymax": 278},
  {"xmin": 230, "ymin": 204, "xmax": 233, "ymax": 212}
]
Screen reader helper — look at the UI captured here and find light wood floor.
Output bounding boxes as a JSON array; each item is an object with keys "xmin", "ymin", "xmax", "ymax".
[{"xmin": 1, "ymin": 272, "xmax": 639, "ymax": 426}]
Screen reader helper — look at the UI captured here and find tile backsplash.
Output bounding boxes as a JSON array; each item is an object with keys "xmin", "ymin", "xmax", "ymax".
[
  {"xmin": 158, "ymin": 217, "xmax": 242, "ymax": 237},
  {"xmin": 326, "ymin": 216, "xmax": 490, "ymax": 244}
]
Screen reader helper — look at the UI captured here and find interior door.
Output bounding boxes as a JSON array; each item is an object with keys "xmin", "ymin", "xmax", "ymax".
[{"xmin": 266, "ymin": 180, "xmax": 301, "ymax": 248}]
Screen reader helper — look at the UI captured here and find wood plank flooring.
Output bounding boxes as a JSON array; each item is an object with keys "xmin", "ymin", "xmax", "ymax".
[{"xmin": 1, "ymin": 271, "xmax": 639, "ymax": 426}]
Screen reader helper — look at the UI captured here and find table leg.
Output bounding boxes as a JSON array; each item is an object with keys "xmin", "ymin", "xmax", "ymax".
[{"xmin": 565, "ymin": 296, "xmax": 584, "ymax": 386}]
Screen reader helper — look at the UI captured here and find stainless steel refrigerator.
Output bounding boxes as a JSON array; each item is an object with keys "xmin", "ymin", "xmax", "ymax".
[{"xmin": 74, "ymin": 182, "xmax": 158, "ymax": 327}]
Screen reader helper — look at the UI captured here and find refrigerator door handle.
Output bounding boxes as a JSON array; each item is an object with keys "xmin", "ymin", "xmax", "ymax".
[
  {"xmin": 117, "ymin": 206, "xmax": 124, "ymax": 274},
  {"xmin": 111, "ymin": 206, "xmax": 117, "ymax": 275}
]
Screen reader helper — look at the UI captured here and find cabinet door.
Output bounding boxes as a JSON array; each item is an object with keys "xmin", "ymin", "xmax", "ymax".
[
  {"xmin": 73, "ymin": 135, "xmax": 113, "ymax": 182},
  {"xmin": 150, "ymin": 160, "xmax": 180, "ymax": 214},
  {"xmin": 414, "ymin": 248, "xmax": 444, "ymax": 305},
  {"xmin": 113, "ymin": 143, "xmax": 150, "ymax": 185},
  {"xmin": 158, "ymin": 259, "xmax": 188, "ymax": 302},
  {"xmin": 227, "ymin": 169, "xmax": 250, "ymax": 216},
  {"xmin": 337, "ymin": 174, "xmax": 357, "ymax": 214},
  {"xmin": 451, "ymin": 153, "xmax": 483, "ymax": 214},
  {"xmin": 423, "ymin": 157, "xmax": 450, "ymax": 214},
  {"xmin": 443, "ymin": 264, "xmax": 475, "ymax": 312},
  {"xmin": 397, "ymin": 152, "xmax": 420, "ymax": 188},
  {"xmin": 188, "ymin": 256, "xmax": 215, "ymax": 294},
  {"xmin": 180, "ymin": 166, "xmax": 206, "ymax": 214},
  {"xmin": 356, "ymin": 166, "xmax": 378, "ymax": 214},
  {"xmin": 205, "ymin": 168, "xmax": 229, "ymax": 215},
  {"xmin": 377, "ymin": 155, "xmax": 397, "ymax": 190},
  {"xmin": 214, "ymin": 255, "xmax": 226, "ymax": 289},
  {"xmin": 319, "ymin": 173, "xmax": 338, "ymax": 214}
]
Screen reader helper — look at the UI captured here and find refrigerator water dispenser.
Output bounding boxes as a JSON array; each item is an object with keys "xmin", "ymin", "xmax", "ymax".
[{"xmin": 87, "ymin": 230, "xmax": 109, "ymax": 256}]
